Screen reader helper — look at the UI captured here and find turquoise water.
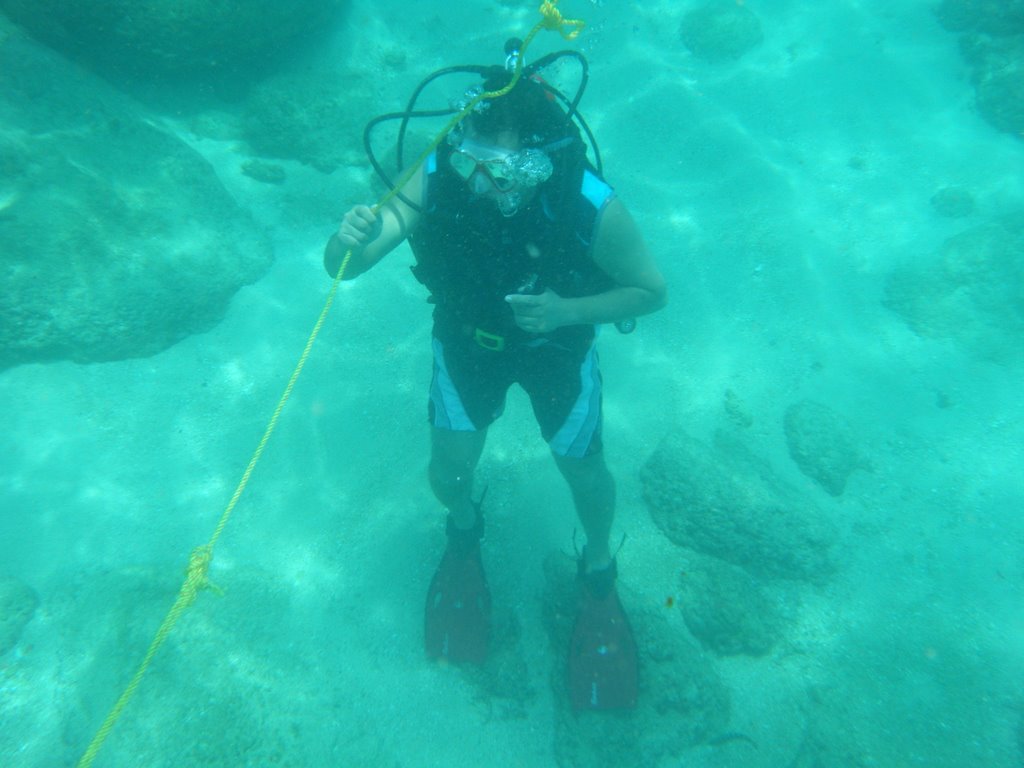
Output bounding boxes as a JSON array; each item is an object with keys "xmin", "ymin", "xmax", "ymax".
[{"xmin": 1, "ymin": 1, "xmax": 1022, "ymax": 766}]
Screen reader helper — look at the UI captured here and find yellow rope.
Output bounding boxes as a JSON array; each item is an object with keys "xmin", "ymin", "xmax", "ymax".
[
  {"xmin": 77, "ymin": 3, "xmax": 583, "ymax": 765},
  {"xmin": 540, "ymin": 0, "xmax": 585, "ymax": 38},
  {"xmin": 76, "ymin": 266, "xmax": 349, "ymax": 768}
]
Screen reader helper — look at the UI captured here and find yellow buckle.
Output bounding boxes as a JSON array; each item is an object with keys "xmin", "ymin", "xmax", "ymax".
[{"xmin": 474, "ymin": 328, "xmax": 505, "ymax": 352}]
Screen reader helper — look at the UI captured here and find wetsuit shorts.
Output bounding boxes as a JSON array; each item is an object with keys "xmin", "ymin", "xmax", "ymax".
[{"xmin": 428, "ymin": 331, "xmax": 603, "ymax": 458}]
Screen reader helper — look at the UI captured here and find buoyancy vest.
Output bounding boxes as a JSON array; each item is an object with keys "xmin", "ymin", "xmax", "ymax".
[{"xmin": 408, "ymin": 143, "xmax": 616, "ymax": 350}]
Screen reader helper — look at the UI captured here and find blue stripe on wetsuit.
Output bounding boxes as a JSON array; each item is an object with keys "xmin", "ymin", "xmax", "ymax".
[
  {"xmin": 581, "ymin": 169, "xmax": 613, "ymax": 210},
  {"xmin": 429, "ymin": 336, "xmax": 476, "ymax": 431},
  {"xmin": 549, "ymin": 341, "xmax": 602, "ymax": 458}
]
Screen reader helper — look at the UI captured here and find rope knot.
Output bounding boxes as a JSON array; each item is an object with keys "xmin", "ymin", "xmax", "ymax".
[
  {"xmin": 539, "ymin": 0, "xmax": 585, "ymax": 39},
  {"xmin": 182, "ymin": 545, "xmax": 220, "ymax": 605}
]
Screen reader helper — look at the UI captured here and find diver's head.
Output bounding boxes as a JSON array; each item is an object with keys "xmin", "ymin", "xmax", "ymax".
[
  {"xmin": 448, "ymin": 70, "xmax": 583, "ymax": 216},
  {"xmin": 468, "ymin": 68, "xmax": 578, "ymax": 149}
]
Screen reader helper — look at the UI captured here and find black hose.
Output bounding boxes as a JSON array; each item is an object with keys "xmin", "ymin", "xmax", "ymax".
[
  {"xmin": 362, "ymin": 49, "xmax": 603, "ymax": 210},
  {"xmin": 363, "ymin": 108, "xmax": 458, "ymax": 210}
]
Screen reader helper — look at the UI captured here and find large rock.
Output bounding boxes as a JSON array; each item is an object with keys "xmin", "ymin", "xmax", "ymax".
[
  {"xmin": 0, "ymin": 18, "xmax": 273, "ymax": 369},
  {"xmin": 784, "ymin": 400, "xmax": 869, "ymax": 497},
  {"xmin": 0, "ymin": 576, "xmax": 38, "ymax": 654},
  {"xmin": 679, "ymin": 1, "xmax": 764, "ymax": 64},
  {"xmin": 677, "ymin": 555, "xmax": 782, "ymax": 657},
  {"xmin": 961, "ymin": 33, "xmax": 1024, "ymax": 138},
  {"xmin": 0, "ymin": 0, "xmax": 345, "ymax": 80},
  {"xmin": 641, "ymin": 432, "xmax": 837, "ymax": 582},
  {"xmin": 930, "ymin": 186, "xmax": 976, "ymax": 218},
  {"xmin": 241, "ymin": 71, "xmax": 372, "ymax": 172},
  {"xmin": 935, "ymin": 2, "xmax": 1024, "ymax": 140},
  {"xmin": 884, "ymin": 215, "xmax": 1024, "ymax": 362},
  {"xmin": 936, "ymin": 0, "xmax": 1024, "ymax": 35}
]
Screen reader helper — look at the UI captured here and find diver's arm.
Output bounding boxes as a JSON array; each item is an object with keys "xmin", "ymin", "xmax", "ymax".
[
  {"xmin": 584, "ymin": 198, "xmax": 667, "ymax": 320},
  {"xmin": 506, "ymin": 198, "xmax": 667, "ymax": 332},
  {"xmin": 323, "ymin": 166, "xmax": 423, "ymax": 279}
]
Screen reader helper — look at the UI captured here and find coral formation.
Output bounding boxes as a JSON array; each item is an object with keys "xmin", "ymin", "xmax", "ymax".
[
  {"xmin": 930, "ymin": 186, "xmax": 976, "ymax": 218},
  {"xmin": 241, "ymin": 73, "xmax": 371, "ymax": 172},
  {"xmin": 679, "ymin": 1, "xmax": 764, "ymax": 64},
  {"xmin": 677, "ymin": 555, "xmax": 781, "ymax": 657},
  {"xmin": 935, "ymin": 0, "xmax": 1024, "ymax": 140},
  {"xmin": 641, "ymin": 431, "xmax": 837, "ymax": 582},
  {"xmin": 784, "ymin": 400, "xmax": 868, "ymax": 497},
  {"xmin": 0, "ymin": 0, "xmax": 346, "ymax": 80},
  {"xmin": 0, "ymin": 19, "xmax": 272, "ymax": 369},
  {"xmin": 884, "ymin": 214, "xmax": 1024, "ymax": 362}
]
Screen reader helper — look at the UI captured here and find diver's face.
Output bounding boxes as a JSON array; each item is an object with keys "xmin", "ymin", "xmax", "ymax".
[
  {"xmin": 453, "ymin": 129, "xmax": 522, "ymax": 196},
  {"xmin": 451, "ymin": 128, "xmax": 536, "ymax": 216},
  {"xmin": 451, "ymin": 122, "xmax": 561, "ymax": 217}
]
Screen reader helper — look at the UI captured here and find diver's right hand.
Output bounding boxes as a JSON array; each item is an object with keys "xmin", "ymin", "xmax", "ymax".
[{"xmin": 338, "ymin": 205, "xmax": 382, "ymax": 250}]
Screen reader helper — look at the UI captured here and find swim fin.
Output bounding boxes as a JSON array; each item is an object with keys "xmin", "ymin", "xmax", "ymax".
[
  {"xmin": 568, "ymin": 558, "xmax": 639, "ymax": 710},
  {"xmin": 424, "ymin": 511, "xmax": 491, "ymax": 664}
]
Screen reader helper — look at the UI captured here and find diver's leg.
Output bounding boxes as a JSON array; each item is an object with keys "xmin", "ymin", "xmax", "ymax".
[
  {"xmin": 527, "ymin": 338, "xmax": 615, "ymax": 571},
  {"xmin": 534, "ymin": 344, "xmax": 637, "ymax": 708},
  {"xmin": 555, "ymin": 448, "xmax": 638, "ymax": 710},
  {"xmin": 424, "ymin": 332, "xmax": 502, "ymax": 663},
  {"xmin": 429, "ymin": 426, "xmax": 486, "ymax": 528},
  {"xmin": 425, "ymin": 425, "xmax": 490, "ymax": 663},
  {"xmin": 553, "ymin": 451, "xmax": 616, "ymax": 571}
]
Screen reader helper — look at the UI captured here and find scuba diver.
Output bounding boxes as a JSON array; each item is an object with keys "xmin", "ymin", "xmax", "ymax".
[{"xmin": 324, "ymin": 42, "xmax": 667, "ymax": 710}]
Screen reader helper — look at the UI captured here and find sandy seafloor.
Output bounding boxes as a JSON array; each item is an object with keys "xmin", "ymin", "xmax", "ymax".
[{"xmin": 2, "ymin": 1, "xmax": 1023, "ymax": 766}]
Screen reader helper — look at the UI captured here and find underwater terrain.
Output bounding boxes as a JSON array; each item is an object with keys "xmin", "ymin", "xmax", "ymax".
[{"xmin": 1, "ymin": 1, "xmax": 1022, "ymax": 766}]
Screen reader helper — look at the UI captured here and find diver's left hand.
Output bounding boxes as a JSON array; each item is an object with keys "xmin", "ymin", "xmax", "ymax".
[{"xmin": 505, "ymin": 288, "xmax": 574, "ymax": 334}]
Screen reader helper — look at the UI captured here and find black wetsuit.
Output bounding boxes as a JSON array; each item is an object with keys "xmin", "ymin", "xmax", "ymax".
[{"xmin": 410, "ymin": 144, "xmax": 616, "ymax": 457}]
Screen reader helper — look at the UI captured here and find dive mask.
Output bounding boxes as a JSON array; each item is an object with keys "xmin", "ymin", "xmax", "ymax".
[{"xmin": 449, "ymin": 137, "xmax": 553, "ymax": 192}]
